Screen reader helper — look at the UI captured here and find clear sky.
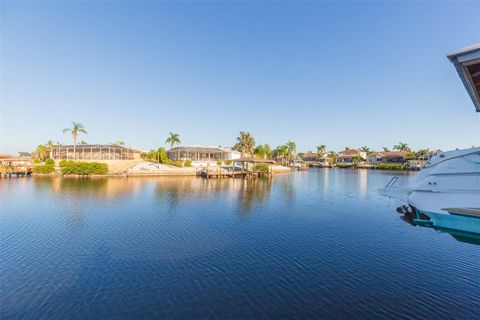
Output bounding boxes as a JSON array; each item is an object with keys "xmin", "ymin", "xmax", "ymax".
[{"xmin": 1, "ymin": 1, "xmax": 479, "ymax": 154}]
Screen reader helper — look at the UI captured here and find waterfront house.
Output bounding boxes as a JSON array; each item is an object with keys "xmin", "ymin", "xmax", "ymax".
[
  {"xmin": 337, "ymin": 149, "xmax": 367, "ymax": 166},
  {"xmin": 50, "ymin": 144, "xmax": 142, "ymax": 161},
  {"xmin": 301, "ymin": 151, "xmax": 318, "ymax": 162},
  {"xmin": 301, "ymin": 152, "xmax": 330, "ymax": 167},
  {"xmin": 167, "ymin": 146, "xmax": 241, "ymax": 165},
  {"xmin": 367, "ymin": 151, "xmax": 408, "ymax": 165}
]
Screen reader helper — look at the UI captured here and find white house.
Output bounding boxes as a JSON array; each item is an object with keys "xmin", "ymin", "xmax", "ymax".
[{"xmin": 167, "ymin": 146, "xmax": 241, "ymax": 167}]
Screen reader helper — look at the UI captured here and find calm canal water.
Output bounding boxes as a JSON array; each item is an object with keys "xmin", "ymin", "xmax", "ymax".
[{"xmin": 1, "ymin": 169, "xmax": 479, "ymax": 319}]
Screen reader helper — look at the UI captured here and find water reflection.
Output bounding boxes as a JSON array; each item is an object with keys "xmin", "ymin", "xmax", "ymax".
[
  {"xmin": 2, "ymin": 171, "xmax": 479, "ymax": 319},
  {"xmin": 237, "ymin": 177, "xmax": 273, "ymax": 215},
  {"xmin": 400, "ymin": 211, "xmax": 480, "ymax": 245},
  {"xmin": 153, "ymin": 177, "xmax": 274, "ymax": 214},
  {"xmin": 32, "ymin": 177, "xmax": 144, "ymax": 200}
]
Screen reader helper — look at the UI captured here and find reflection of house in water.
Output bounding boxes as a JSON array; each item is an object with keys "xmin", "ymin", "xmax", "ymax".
[
  {"xmin": 37, "ymin": 177, "xmax": 145, "ymax": 200},
  {"xmin": 152, "ymin": 177, "xmax": 273, "ymax": 215},
  {"xmin": 358, "ymin": 169, "xmax": 368, "ymax": 197}
]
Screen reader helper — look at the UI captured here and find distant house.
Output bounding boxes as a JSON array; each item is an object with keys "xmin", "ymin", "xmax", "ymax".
[
  {"xmin": 337, "ymin": 149, "xmax": 367, "ymax": 166},
  {"xmin": 367, "ymin": 151, "xmax": 408, "ymax": 165},
  {"xmin": 301, "ymin": 151, "xmax": 318, "ymax": 162},
  {"xmin": 167, "ymin": 146, "xmax": 241, "ymax": 165},
  {"xmin": 50, "ymin": 144, "xmax": 142, "ymax": 161}
]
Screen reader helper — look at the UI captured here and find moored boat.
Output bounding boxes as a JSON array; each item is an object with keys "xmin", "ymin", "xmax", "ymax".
[{"xmin": 380, "ymin": 44, "xmax": 480, "ymax": 236}]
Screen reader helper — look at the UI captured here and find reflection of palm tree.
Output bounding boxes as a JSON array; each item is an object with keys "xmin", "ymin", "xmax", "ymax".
[
  {"xmin": 280, "ymin": 175, "xmax": 295, "ymax": 204},
  {"xmin": 63, "ymin": 122, "xmax": 88, "ymax": 161},
  {"xmin": 238, "ymin": 178, "xmax": 272, "ymax": 214}
]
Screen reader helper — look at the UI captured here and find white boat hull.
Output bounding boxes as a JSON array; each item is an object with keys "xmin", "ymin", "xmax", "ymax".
[{"xmin": 381, "ymin": 148, "xmax": 480, "ymax": 235}]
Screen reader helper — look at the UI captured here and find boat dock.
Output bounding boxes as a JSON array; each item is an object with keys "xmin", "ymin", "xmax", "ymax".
[{"xmin": 0, "ymin": 158, "xmax": 33, "ymax": 178}]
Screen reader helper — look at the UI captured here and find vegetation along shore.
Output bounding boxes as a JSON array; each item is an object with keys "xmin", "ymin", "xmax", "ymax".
[{"xmin": 1, "ymin": 122, "xmax": 462, "ymax": 178}]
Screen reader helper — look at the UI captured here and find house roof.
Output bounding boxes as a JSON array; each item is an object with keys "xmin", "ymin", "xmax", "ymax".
[
  {"xmin": 368, "ymin": 152, "xmax": 385, "ymax": 157},
  {"xmin": 368, "ymin": 151, "xmax": 408, "ymax": 158},
  {"xmin": 339, "ymin": 149, "xmax": 361, "ymax": 155},
  {"xmin": 383, "ymin": 151, "xmax": 409, "ymax": 157},
  {"xmin": 53, "ymin": 144, "xmax": 141, "ymax": 152},
  {"xmin": 447, "ymin": 44, "xmax": 480, "ymax": 112},
  {"xmin": 235, "ymin": 157, "xmax": 275, "ymax": 163},
  {"xmin": 167, "ymin": 146, "xmax": 240, "ymax": 153}
]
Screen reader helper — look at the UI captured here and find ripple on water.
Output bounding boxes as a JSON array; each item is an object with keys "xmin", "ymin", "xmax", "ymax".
[{"xmin": 1, "ymin": 173, "xmax": 479, "ymax": 319}]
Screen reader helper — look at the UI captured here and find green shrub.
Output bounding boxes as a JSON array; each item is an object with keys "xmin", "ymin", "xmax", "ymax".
[
  {"xmin": 33, "ymin": 165, "xmax": 55, "ymax": 174},
  {"xmin": 33, "ymin": 159, "xmax": 41, "ymax": 164},
  {"xmin": 59, "ymin": 160, "xmax": 74, "ymax": 167},
  {"xmin": 377, "ymin": 163, "xmax": 404, "ymax": 171},
  {"xmin": 61, "ymin": 162, "xmax": 108, "ymax": 175},
  {"xmin": 224, "ymin": 160, "xmax": 232, "ymax": 165},
  {"xmin": 141, "ymin": 148, "xmax": 169, "ymax": 164},
  {"xmin": 216, "ymin": 160, "xmax": 223, "ymax": 166},
  {"xmin": 170, "ymin": 160, "xmax": 183, "ymax": 167},
  {"xmin": 253, "ymin": 163, "xmax": 269, "ymax": 173},
  {"xmin": 44, "ymin": 158, "xmax": 55, "ymax": 166},
  {"xmin": 184, "ymin": 160, "xmax": 192, "ymax": 167}
]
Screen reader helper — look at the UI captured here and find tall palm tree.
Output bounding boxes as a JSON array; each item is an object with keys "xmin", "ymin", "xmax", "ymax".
[
  {"xmin": 275, "ymin": 145, "xmax": 289, "ymax": 165},
  {"xmin": 393, "ymin": 142, "xmax": 410, "ymax": 152},
  {"xmin": 286, "ymin": 141, "xmax": 296, "ymax": 161},
  {"xmin": 235, "ymin": 131, "xmax": 255, "ymax": 157},
  {"xmin": 359, "ymin": 146, "xmax": 371, "ymax": 153},
  {"xmin": 264, "ymin": 144, "xmax": 272, "ymax": 159},
  {"xmin": 327, "ymin": 151, "xmax": 337, "ymax": 165},
  {"xmin": 317, "ymin": 145, "xmax": 326, "ymax": 155},
  {"xmin": 165, "ymin": 132, "xmax": 181, "ymax": 149},
  {"xmin": 382, "ymin": 146, "xmax": 390, "ymax": 152},
  {"xmin": 63, "ymin": 122, "xmax": 87, "ymax": 161}
]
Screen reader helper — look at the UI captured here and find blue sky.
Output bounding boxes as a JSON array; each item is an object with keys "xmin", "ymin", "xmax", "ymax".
[{"xmin": 1, "ymin": 1, "xmax": 479, "ymax": 154}]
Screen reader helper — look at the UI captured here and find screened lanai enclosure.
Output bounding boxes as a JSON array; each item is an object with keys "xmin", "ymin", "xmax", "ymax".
[
  {"xmin": 50, "ymin": 144, "xmax": 141, "ymax": 161},
  {"xmin": 167, "ymin": 146, "xmax": 241, "ymax": 162}
]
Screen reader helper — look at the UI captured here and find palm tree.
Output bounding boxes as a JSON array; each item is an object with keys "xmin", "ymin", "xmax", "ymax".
[
  {"xmin": 416, "ymin": 148, "xmax": 430, "ymax": 158},
  {"xmin": 264, "ymin": 144, "xmax": 272, "ymax": 159},
  {"xmin": 393, "ymin": 142, "xmax": 410, "ymax": 152},
  {"xmin": 359, "ymin": 146, "xmax": 371, "ymax": 153},
  {"xmin": 352, "ymin": 155, "xmax": 362, "ymax": 168},
  {"xmin": 165, "ymin": 132, "xmax": 181, "ymax": 149},
  {"xmin": 254, "ymin": 145, "xmax": 265, "ymax": 159},
  {"xmin": 234, "ymin": 131, "xmax": 256, "ymax": 157},
  {"xmin": 275, "ymin": 145, "xmax": 289, "ymax": 165},
  {"xmin": 286, "ymin": 141, "xmax": 296, "ymax": 161},
  {"xmin": 382, "ymin": 146, "xmax": 390, "ymax": 152},
  {"xmin": 63, "ymin": 122, "xmax": 88, "ymax": 161},
  {"xmin": 317, "ymin": 145, "xmax": 326, "ymax": 156},
  {"xmin": 327, "ymin": 151, "xmax": 337, "ymax": 165}
]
